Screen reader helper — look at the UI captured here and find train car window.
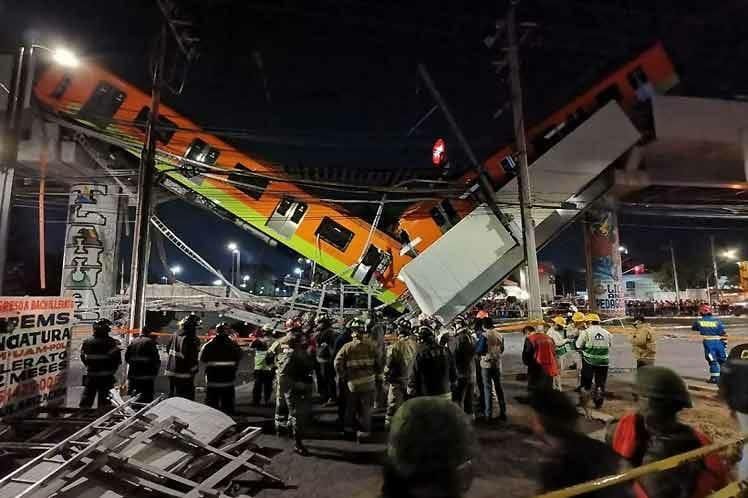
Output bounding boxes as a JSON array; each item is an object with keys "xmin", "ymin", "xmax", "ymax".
[
  {"xmin": 134, "ymin": 106, "xmax": 178, "ymax": 145},
  {"xmin": 184, "ymin": 138, "xmax": 220, "ymax": 166},
  {"xmin": 354, "ymin": 245, "xmax": 385, "ymax": 285},
  {"xmin": 275, "ymin": 198, "xmax": 293, "ymax": 216},
  {"xmin": 430, "ymin": 206, "xmax": 447, "ymax": 228},
  {"xmin": 78, "ymin": 81, "xmax": 126, "ymax": 129},
  {"xmin": 315, "ymin": 217, "xmax": 354, "ymax": 252},
  {"xmin": 229, "ymin": 163, "xmax": 269, "ymax": 200},
  {"xmin": 290, "ymin": 202, "xmax": 308, "ymax": 223},
  {"xmin": 49, "ymin": 75, "xmax": 72, "ymax": 100},
  {"xmin": 595, "ymin": 84, "xmax": 623, "ymax": 107},
  {"xmin": 441, "ymin": 200, "xmax": 460, "ymax": 226},
  {"xmin": 500, "ymin": 155, "xmax": 517, "ymax": 174}
]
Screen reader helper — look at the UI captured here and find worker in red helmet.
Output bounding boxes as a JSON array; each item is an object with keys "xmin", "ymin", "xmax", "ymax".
[{"xmin": 692, "ymin": 304, "xmax": 727, "ymax": 384}]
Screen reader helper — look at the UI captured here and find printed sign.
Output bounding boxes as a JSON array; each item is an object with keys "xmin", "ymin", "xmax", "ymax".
[
  {"xmin": 587, "ymin": 210, "xmax": 625, "ymax": 316},
  {"xmin": 0, "ymin": 297, "xmax": 73, "ymax": 416}
]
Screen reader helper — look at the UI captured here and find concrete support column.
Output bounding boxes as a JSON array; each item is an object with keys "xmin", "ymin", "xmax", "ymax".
[
  {"xmin": 61, "ymin": 184, "xmax": 122, "ymax": 322},
  {"xmin": 584, "ymin": 202, "xmax": 625, "ymax": 317}
]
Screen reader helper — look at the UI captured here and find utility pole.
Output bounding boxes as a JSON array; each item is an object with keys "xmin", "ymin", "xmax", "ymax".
[
  {"xmin": 0, "ymin": 46, "xmax": 32, "ymax": 294},
  {"xmin": 669, "ymin": 241, "xmax": 681, "ymax": 314},
  {"xmin": 507, "ymin": 1, "xmax": 542, "ymax": 319},
  {"xmin": 128, "ymin": 26, "xmax": 167, "ymax": 336},
  {"xmin": 710, "ymin": 235, "xmax": 720, "ymax": 303}
]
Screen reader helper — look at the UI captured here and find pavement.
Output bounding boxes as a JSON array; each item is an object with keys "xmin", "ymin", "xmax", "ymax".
[{"xmin": 59, "ymin": 322, "xmax": 747, "ymax": 498}]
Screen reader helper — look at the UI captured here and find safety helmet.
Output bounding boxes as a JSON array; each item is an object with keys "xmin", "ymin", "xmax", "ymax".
[
  {"xmin": 315, "ymin": 313, "xmax": 331, "ymax": 326},
  {"xmin": 552, "ymin": 316, "xmax": 567, "ymax": 327},
  {"xmin": 585, "ymin": 313, "xmax": 601, "ymax": 323},
  {"xmin": 388, "ymin": 397, "xmax": 477, "ymax": 478},
  {"xmin": 452, "ymin": 316, "xmax": 468, "ymax": 331},
  {"xmin": 92, "ymin": 318, "xmax": 113, "ymax": 335},
  {"xmin": 348, "ymin": 317, "xmax": 365, "ymax": 332},
  {"xmin": 181, "ymin": 314, "xmax": 202, "ymax": 332},
  {"xmin": 635, "ymin": 366, "xmax": 692, "ymax": 410},
  {"xmin": 396, "ymin": 319, "xmax": 412, "ymax": 336},
  {"xmin": 415, "ymin": 325, "xmax": 435, "ymax": 342},
  {"xmin": 261, "ymin": 323, "xmax": 274, "ymax": 332},
  {"xmin": 215, "ymin": 322, "xmax": 230, "ymax": 335},
  {"xmin": 699, "ymin": 304, "xmax": 713, "ymax": 315},
  {"xmin": 572, "ymin": 312, "xmax": 586, "ymax": 323}
]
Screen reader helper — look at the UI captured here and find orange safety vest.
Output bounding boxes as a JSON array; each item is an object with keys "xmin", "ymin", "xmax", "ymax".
[
  {"xmin": 611, "ymin": 413, "xmax": 730, "ymax": 498},
  {"xmin": 527, "ymin": 332, "xmax": 559, "ymax": 377}
]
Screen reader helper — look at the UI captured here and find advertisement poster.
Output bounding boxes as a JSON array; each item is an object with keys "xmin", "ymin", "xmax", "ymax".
[
  {"xmin": 587, "ymin": 211, "xmax": 625, "ymax": 316},
  {"xmin": 0, "ymin": 297, "xmax": 73, "ymax": 416}
]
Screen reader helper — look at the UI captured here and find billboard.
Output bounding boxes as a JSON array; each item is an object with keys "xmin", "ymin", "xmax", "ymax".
[
  {"xmin": 586, "ymin": 210, "xmax": 625, "ymax": 316},
  {"xmin": 0, "ymin": 297, "xmax": 73, "ymax": 416}
]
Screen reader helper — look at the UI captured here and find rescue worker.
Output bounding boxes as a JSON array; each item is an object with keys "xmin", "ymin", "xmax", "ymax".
[
  {"xmin": 125, "ymin": 325, "xmax": 160, "ymax": 403},
  {"xmin": 313, "ymin": 313, "xmax": 338, "ymax": 405},
  {"xmin": 576, "ymin": 313, "xmax": 611, "ymax": 409},
  {"xmin": 334, "ymin": 320, "xmax": 382, "ymax": 442},
  {"xmin": 333, "ymin": 318, "xmax": 358, "ymax": 430},
  {"xmin": 165, "ymin": 314, "xmax": 202, "ymax": 400},
  {"xmin": 719, "ymin": 342, "xmax": 748, "ymax": 479},
  {"xmin": 250, "ymin": 323, "xmax": 275, "ymax": 406},
  {"xmin": 631, "ymin": 315, "xmax": 656, "ymax": 369},
  {"xmin": 567, "ymin": 311, "xmax": 587, "ymax": 370},
  {"xmin": 692, "ymin": 304, "xmax": 727, "ymax": 383},
  {"xmin": 199, "ymin": 322, "xmax": 243, "ymax": 414},
  {"xmin": 383, "ymin": 397, "xmax": 477, "ymax": 498},
  {"xmin": 608, "ymin": 366, "xmax": 730, "ymax": 498},
  {"xmin": 475, "ymin": 318, "xmax": 507, "ymax": 421},
  {"xmin": 522, "ymin": 324, "xmax": 559, "ymax": 394},
  {"xmin": 408, "ymin": 325, "xmax": 456, "ymax": 400},
  {"xmin": 547, "ymin": 316, "xmax": 573, "ymax": 390},
  {"xmin": 80, "ymin": 318, "xmax": 122, "ymax": 409},
  {"xmin": 267, "ymin": 318, "xmax": 315, "ymax": 455},
  {"xmin": 450, "ymin": 316, "xmax": 477, "ymax": 415},
  {"xmin": 384, "ymin": 319, "xmax": 418, "ymax": 429}
]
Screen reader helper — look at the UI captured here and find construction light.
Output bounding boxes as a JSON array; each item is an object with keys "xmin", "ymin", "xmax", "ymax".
[
  {"xmin": 227, "ymin": 242, "xmax": 238, "ymax": 252},
  {"xmin": 722, "ymin": 249, "xmax": 739, "ymax": 260}
]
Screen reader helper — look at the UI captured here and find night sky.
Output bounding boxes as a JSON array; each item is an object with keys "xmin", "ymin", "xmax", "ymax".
[{"xmin": 3, "ymin": 0, "xmax": 748, "ymax": 293}]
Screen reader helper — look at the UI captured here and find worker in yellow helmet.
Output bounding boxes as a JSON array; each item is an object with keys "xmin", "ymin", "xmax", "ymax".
[
  {"xmin": 547, "ymin": 316, "xmax": 573, "ymax": 390},
  {"xmin": 565, "ymin": 311, "xmax": 586, "ymax": 373},
  {"xmin": 576, "ymin": 313, "xmax": 612, "ymax": 409}
]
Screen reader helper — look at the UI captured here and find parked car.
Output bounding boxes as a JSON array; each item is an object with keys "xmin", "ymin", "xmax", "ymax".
[{"xmin": 733, "ymin": 302, "xmax": 748, "ymax": 316}]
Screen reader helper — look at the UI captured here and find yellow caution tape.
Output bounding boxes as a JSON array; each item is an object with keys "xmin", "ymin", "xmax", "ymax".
[
  {"xmin": 535, "ymin": 433, "xmax": 748, "ymax": 498},
  {"xmin": 707, "ymin": 478, "xmax": 748, "ymax": 498}
]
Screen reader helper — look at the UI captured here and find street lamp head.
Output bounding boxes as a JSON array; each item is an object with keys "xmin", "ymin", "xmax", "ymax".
[
  {"xmin": 227, "ymin": 242, "xmax": 238, "ymax": 252},
  {"xmin": 293, "ymin": 267, "xmax": 303, "ymax": 275},
  {"xmin": 212, "ymin": 279, "xmax": 223, "ymax": 286},
  {"xmin": 722, "ymin": 249, "xmax": 739, "ymax": 260},
  {"xmin": 242, "ymin": 275, "xmax": 250, "ymax": 281},
  {"xmin": 305, "ymin": 258, "xmax": 311, "ymax": 264},
  {"xmin": 618, "ymin": 246, "xmax": 628, "ymax": 254},
  {"xmin": 170, "ymin": 265, "xmax": 182, "ymax": 275},
  {"xmin": 50, "ymin": 46, "xmax": 79, "ymax": 68}
]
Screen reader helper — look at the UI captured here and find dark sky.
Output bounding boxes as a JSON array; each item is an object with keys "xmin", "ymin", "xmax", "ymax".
[{"xmin": 3, "ymin": 0, "xmax": 748, "ymax": 291}]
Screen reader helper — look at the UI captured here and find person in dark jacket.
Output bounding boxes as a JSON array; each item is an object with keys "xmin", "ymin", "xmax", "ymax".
[
  {"xmin": 408, "ymin": 325, "xmax": 456, "ymax": 400},
  {"xmin": 720, "ymin": 342, "xmax": 748, "ymax": 479},
  {"xmin": 333, "ymin": 319, "xmax": 356, "ymax": 430},
  {"xmin": 80, "ymin": 318, "xmax": 122, "ymax": 409},
  {"xmin": 450, "ymin": 316, "xmax": 477, "ymax": 415},
  {"xmin": 313, "ymin": 314, "xmax": 338, "ymax": 405},
  {"xmin": 522, "ymin": 325, "xmax": 559, "ymax": 395},
  {"xmin": 165, "ymin": 314, "xmax": 201, "ymax": 400},
  {"xmin": 530, "ymin": 389, "xmax": 636, "ymax": 498},
  {"xmin": 125, "ymin": 325, "xmax": 160, "ymax": 403},
  {"xmin": 250, "ymin": 323, "xmax": 275, "ymax": 406},
  {"xmin": 199, "ymin": 322, "xmax": 243, "ymax": 414}
]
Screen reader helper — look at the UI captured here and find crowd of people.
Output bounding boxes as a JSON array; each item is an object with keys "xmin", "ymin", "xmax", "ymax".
[
  {"xmin": 76, "ymin": 304, "xmax": 747, "ymax": 497},
  {"xmin": 625, "ymin": 299, "xmax": 734, "ymax": 317}
]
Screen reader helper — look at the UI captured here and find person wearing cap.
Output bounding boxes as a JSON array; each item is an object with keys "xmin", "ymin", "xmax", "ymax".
[
  {"xmin": 125, "ymin": 325, "xmax": 160, "ymax": 403},
  {"xmin": 475, "ymin": 318, "xmax": 507, "ymax": 422},
  {"xmin": 721, "ymin": 342, "xmax": 748, "ymax": 479},
  {"xmin": 566, "ymin": 311, "xmax": 587, "ymax": 371},
  {"xmin": 631, "ymin": 315, "xmax": 656, "ymax": 369},
  {"xmin": 692, "ymin": 304, "xmax": 727, "ymax": 384},
  {"xmin": 333, "ymin": 318, "xmax": 358, "ymax": 430},
  {"xmin": 165, "ymin": 314, "xmax": 202, "ymax": 400},
  {"xmin": 522, "ymin": 324, "xmax": 559, "ymax": 394},
  {"xmin": 384, "ymin": 319, "xmax": 418, "ymax": 429},
  {"xmin": 530, "ymin": 389, "xmax": 636, "ymax": 498},
  {"xmin": 548, "ymin": 316, "xmax": 574, "ymax": 389},
  {"xmin": 450, "ymin": 316, "xmax": 477, "ymax": 415},
  {"xmin": 199, "ymin": 322, "xmax": 243, "ymax": 414},
  {"xmin": 313, "ymin": 314, "xmax": 338, "ymax": 405},
  {"xmin": 268, "ymin": 318, "xmax": 315, "ymax": 455},
  {"xmin": 382, "ymin": 397, "xmax": 477, "ymax": 498},
  {"xmin": 250, "ymin": 323, "xmax": 275, "ymax": 406},
  {"xmin": 408, "ymin": 325, "xmax": 456, "ymax": 401},
  {"xmin": 334, "ymin": 320, "xmax": 382, "ymax": 442},
  {"xmin": 80, "ymin": 318, "xmax": 122, "ymax": 409},
  {"xmin": 608, "ymin": 366, "xmax": 729, "ymax": 498},
  {"xmin": 576, "ymin": 313, "xmax": 611, "ymax": 408}
]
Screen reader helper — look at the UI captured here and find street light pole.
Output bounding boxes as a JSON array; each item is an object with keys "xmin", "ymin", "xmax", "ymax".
[
  {"xmin": 507, "ymin": 1, "xmax": 542, "ymax": 320},
  {"xmin": 669, "ymin": 241, "xmax": 681, "ymax": 314},
  {"xmin": 129, "ymin": 25, "xmax": 167, "ymax": 336},
  {"xmin": 710, "ymin": 235, "xmax": 721, "ymax": 303}
]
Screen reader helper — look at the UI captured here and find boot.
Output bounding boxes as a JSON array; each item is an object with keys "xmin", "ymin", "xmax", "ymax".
[{"xmin": 294, "ymin": 434, "xmax": 310, "ymax": 456}]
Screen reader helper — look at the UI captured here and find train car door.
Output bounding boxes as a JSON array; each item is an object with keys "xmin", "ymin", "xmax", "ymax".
[{"xmin": 267, "ymin": 197, "xmax": 308, "ymax": 239}]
